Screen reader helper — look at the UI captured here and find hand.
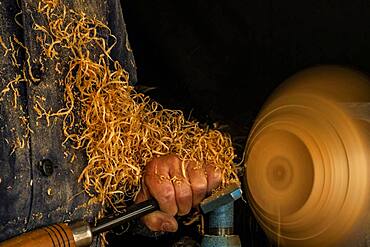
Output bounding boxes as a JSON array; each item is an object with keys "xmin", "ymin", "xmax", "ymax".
[{"xmin": 135, "ymin": 154, "xmax": 221, "ymax": 232}]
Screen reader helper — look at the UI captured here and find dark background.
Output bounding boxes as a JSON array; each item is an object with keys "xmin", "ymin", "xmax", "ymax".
[{"xmin": 109, "ymin": 1, "xmax": 370, "ymax": 246}]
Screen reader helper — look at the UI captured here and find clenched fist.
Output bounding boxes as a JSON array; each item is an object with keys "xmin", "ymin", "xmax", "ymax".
[{"xmin": 135, "ymin": 155, "xmax": 221, "ymax": 232}]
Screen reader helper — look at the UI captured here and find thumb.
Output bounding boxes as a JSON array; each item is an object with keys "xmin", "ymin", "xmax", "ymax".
[
  {"xmin": 142, "ymin": 211, "xmax": 178, "ymax": 232},
  {"xmin": 135, "ymin": 178, "xmax": 178, "ymax": 232}
]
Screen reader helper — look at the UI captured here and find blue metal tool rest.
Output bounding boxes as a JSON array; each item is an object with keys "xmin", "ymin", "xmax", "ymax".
[{"xmin": 201, "ymin": 201, "xmax": 241, "ymax": 247}]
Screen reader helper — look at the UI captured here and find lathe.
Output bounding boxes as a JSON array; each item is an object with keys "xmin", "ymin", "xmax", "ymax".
[{"xmin": 1, "ymin": 65, "xmax": 369, "ymax": 247}]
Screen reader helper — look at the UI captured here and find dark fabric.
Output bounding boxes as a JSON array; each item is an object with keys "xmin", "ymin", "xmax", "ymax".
[
  {"xmin": 0, "ymin": 0, "xmax": 136, "ymax": 241},
  {"xmin": 108, "ymin": 0, "xmax": 137, "ymax": 85},
  {"xmin": 0, "ymin": 0, "xmax": 32, "ymax": 239}
]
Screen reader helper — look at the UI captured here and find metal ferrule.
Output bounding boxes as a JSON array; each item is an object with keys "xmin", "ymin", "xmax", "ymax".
[
  {"xmin": 70, "ymin": 221, "xmax": 93, "ymax": 247},
  {"xmin": 208, "ymin": 227, "xmax": 233, "ymax": 236}
]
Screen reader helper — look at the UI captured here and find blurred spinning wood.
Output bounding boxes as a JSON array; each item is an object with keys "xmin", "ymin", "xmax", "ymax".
[{"xmin": 245, "ymin": 66, "xmax": 369, "ymax": 246}]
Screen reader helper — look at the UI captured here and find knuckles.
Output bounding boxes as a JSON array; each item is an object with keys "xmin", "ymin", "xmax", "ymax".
[
  {"xmin": 143, "ymin": 155, "xmax": 223, "ymax": 217},
  {"xmin": 144, "ymin": 159, "xmax": 157, "ymax": 174},
  {"xmin": 176, "ymin": 188, "xmax": 192, "ymax": 202},
  {"xmin": 207, "ymin": 166, "xmax": 222, "ymax": 181},
  {"xmin": 165, "ymin": 154, "xmax": 181, "ymax": 167},
  {"xmin": 191, "ymin": 181, "xmax": 207, "ymax": 197},
  {"xmin": 157, "ymin": 184, "xmax": 176, "ymax": 206}
]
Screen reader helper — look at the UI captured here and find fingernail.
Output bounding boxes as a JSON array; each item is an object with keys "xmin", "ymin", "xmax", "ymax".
[{"xmin": 162, "ymin": 223, "xmax": 176, "ymax": 232}]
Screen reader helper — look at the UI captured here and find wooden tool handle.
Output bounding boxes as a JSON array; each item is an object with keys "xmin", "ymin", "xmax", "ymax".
[{"xmin": 0, "ymin": 223, "xmax": 76, "ymax": 247}]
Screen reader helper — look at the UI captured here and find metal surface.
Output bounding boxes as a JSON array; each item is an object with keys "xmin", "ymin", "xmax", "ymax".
[
  {"xmin": 71, "ymin": 221, "xmax": 93, "ymax": 247},
  {"xmin": 201, "ymin": 235, "xmax": 241, "ymax": 247},
  {"xmin": 208, "ymin": 202, "xmax": 234, "ymax": 231},
  {"xmin": 208, "ymin": 228, "xmax": 233, "ymax": 236},
  {"xmin": 245, "ymin": 66, "xmax": 370, "ymax": 247},
  {"xmin": 200, "ymin": 183, "xmax": 242, "ymax": 214},
  {"xmin": 91, "ymin": 199, "xmax": 159, "ymax": 235},
  {"xmin": 201, "ymin": 186, "xmax": 242, "ymax": 247}
]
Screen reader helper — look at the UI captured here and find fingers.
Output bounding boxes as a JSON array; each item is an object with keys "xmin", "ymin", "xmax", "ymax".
[
  {"xmin": 169, "ymin": 157, "xmax": 192, "ymax": 216},
  {"xmin": 187, "ymin": 162, "xmax": 207, "ymax": 207},
  {"xmin": 135, "ymin": 184, "xmax": 178, "ymax": 232},
  {"xmin": 139, "ymin": 155, "xmax": 222, "ymax": 233},
  {"xmin": 206, "ymin": 164, "xmax": 222, "ymax": 193},
  {"xmin": 144, "ymin": 156, "xmax": 222, "ymax": 215},
  {"xmin": 144, "ymin": 157, "xmax": 178, "ymax": 216},
  {"xmin": 142, "ymin": 211, "xmax": 178, "ymax": 232},
  {"xmin": 145, "ymin": 155, "xmax": 193, "ymax": 216}
]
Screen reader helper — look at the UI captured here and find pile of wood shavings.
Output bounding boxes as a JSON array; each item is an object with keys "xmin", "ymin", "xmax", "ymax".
[{"xmin": 4, "ymin": 0, "xmax": 239, "ymax": 213}]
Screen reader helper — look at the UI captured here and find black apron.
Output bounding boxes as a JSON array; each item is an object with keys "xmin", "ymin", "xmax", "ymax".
[{"xmin": 0, "ymin": 0, "xmax": 137, "ymax": 241}]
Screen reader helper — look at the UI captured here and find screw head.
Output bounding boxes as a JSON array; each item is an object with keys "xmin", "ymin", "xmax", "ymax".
[
  {"xmin": 39, "ymin": 159, "xmax": 54, "ymax": 177},
  {"xmin": 31, "ymin": 63, "xmax": 42, "ymax": 84}
]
